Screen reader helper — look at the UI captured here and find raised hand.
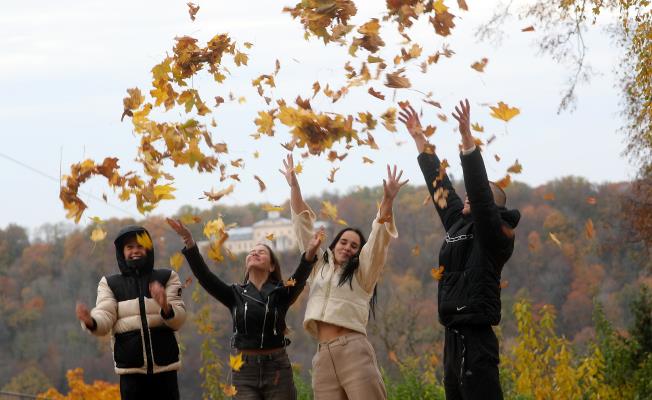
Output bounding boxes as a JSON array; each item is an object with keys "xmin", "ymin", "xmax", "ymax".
[
  {"xmin": 278, "ymin": 153, "xmax": 299, "ymax": 188},
  {"xmin": 306, "ymin": 227, "xmax": 325, "ymax": 261},
  {"xmin": 383, "ymin": 165, "xmax": 409, "ymax": 201},
  {"xmin": 398, "ymin": 103, "xmax": 423, "ymax": 138},
  {"xmin": 451, "ymin": 99, "xmax": 472, "ymax": 139},
  {"xmin": 75, "ymin": 302, "xmax": 93, "ymax": 329},
  {"xmin": 149, "ymin": 281, "xmax": 170, "ymax": 315},
  {"xmin": 166, "ymin": 218, "xmax": 195, "ymax": 248}
]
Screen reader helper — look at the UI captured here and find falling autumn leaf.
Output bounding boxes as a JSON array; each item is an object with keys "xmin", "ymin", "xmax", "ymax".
[
  {"xmin": 507, "ymin": 159, "xmax": 523, "ymax": 174},
  {"xmin": 471, "ymin": 123, "xmax": 484, "ymax": 132},
  {"xmin": 424, "ymin": 99, "xmax": 442, "ymax": 108},
  {"xmin": 220, "ymin": 384, "xmax": 237, "ymax": 397},
  {"xmin": 434, "ymin": 187, "xmax": 449, "ymax": 208},
  {"xmin": 521, "ymin": 25, "xmax": 535, "ymax": 32},
  {"xmin": 321, "ymin": 200, "xmax": 339, "ymax": 221},
  {"xmin": 496, "ymin": 174, "xmax": 512, "ymax": 189},
  {"xmin": 494, "ymin": 154, "xmax": 501, "ymax": 162},
  {"xmin": 388, "ymin": 351, "xmax": 400, "ymax": 364},
  {"xmin": 549, "ymin": 232, "xmax": 562, "ymax": 248},
  {"xmin": 262, "ymin": 204, "xmax": 284, "ymax": 212},
  {"xmin": 489, "ymin": 102, "xmax": 520, "ymax": 122},
  {"xmin": 471, "ymin": 58, "xmax": 489, "ymax": 72},
  {"xmin": 285, "ymin": 277, "xmax": 297, "ymax": 287},
  {"xmin": 362, "ymin": 156, "xmax": 374, "ymax": 164},
  {"xmin": 265, "ymin": 233, "xmax": 275, "ymax": 241},
  {"xmin": 368, "ymin": 87, "xmax": 385, "ymax": 100},
  {"xmin": 137, "ymin": 232, "xmax": 153, "ymax": 250},
  {"xmin": 327, "ymin": 167, "xmax": 339, "ymax": 183},
  {"xmin": 170, "ymin": 252, "xmax": 184, "ymax": 271},
  {"xmin": 431, "ymin": 265, "xmax": 445, "ymax": 281},
  {"xmin": 412, "ymin": 245, "xmax": 420, "ymax": 256},
  {"xmin": 385, "ymin": 68, "xmax": 411, "ymax": 88},
  {"xmin": 254, "ymin": 175, "xmax": 266, "ymax": 192},
  {"xmin": 294, "ymin": 162, "xmax": 303, "ymax": 174},
  {"xmin": 230, "ymin": 352, "xmax": 244, "ymax": 371},
  {"xmin": 90, "ymin": 228, "xmax": 107, "ymax": 242},
  {"xmin": 183, "ymin": 276, "xmax": 193, "ymax": 288},
  {"xmin": 500, "ymin": 280, "xmax": 509, "ymax": 289},
  {"xmin": 202, "ymin": 185, "xmax": 234, "ymax": 202},
  {"xmin": 187, "ymin": 2, "xmax": 200, "ymax": 21},
  {"xmin": 437, "ymin": 113, "xmax": 448, "ymax": 122},
  {"xmin": 457, "ymin": 0, "xmax": 469, "ymax": 10},
  {"xmin": 89, "ymin": 216, "xmax": 105, "ymax": 225}
]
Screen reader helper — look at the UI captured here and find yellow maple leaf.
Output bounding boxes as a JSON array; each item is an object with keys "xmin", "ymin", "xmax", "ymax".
[
  {"xmin": 230, "ymin": 353, "xmax": 244, "ymax": 371},
  {"xmin": 265, "ymin": 233, "xmax": 275, "ymax": 241},
  {"xmin": 321, "ymin": 200, "xmax": 338, "ymax": 221},
  {"xmin": 434, "ymin": 0, "xmax": 448, "ymax": 13},
  {"xmin": 294, "ymin": 162, "xmax": 303, "ymax": 174},
  {"xmin": 220, "ymin": 383, "xmax": 237, "ymax": 397},
  {"xmin": 137, "ymin": 232, "xmax": 153, "ymax": 250},
  {"xmin": 336, "ymin": 218, "xmax": 348, "ymax": 226},
  {"xmin": 489, "ymin": 102, "xmax": 520, "ymax": 122},
  {"xmin": 471, "ymin": 122, "xmax": 484, "ymax": 132},
  {"xmin": 170, "ymin": 252, "xmax": 184, "ymax": 271},
  {"xmin": 204, "ymin": 218, "xmax": 226, "ymax": 238},
  {"xmin": 285, "ymin": 277, "xmax": 297, "ymax": 287},
  {"xmin": 90, "ymin": 228, "xmax": 107, "ymax": 242},
  {"xmin": 153, "ymin": 184, "xmax": 176, "ymax": 201},
  {"xmin": 202, "ymin": 185, "xmax": 234, "ymax": 202},
  {"xmin": 431, "ymin": 265, "xmax": 445, "ymax": 281}
]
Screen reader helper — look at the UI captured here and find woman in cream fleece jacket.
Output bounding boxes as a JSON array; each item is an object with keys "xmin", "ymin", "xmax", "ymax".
[{"xmin": 280, "ymin": 154, "xmax": 407, "ymax": 400}]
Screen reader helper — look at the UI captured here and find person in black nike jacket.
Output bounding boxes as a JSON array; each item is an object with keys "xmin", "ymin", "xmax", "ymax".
[{"xmin": 399, "ymin": 99, "xmax": 520, "ymax": 400}]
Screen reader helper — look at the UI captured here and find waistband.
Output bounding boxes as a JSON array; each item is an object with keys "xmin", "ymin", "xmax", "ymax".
[
  {"xmin": 318, "ymin": 332, "xmax": 366, "ymax": 351},
  {"xmin": 238, "ymin": 348, "xmax": 288, "ymax": 363}
]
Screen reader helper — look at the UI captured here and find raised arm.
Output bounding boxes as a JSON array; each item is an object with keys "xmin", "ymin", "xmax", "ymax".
[
  {"xmin": 280, "ymin": 154, "xmax": 318, "ymax": 253},
  {"xmin": 76, "ymin": 277, "xmax": 117, "ymax": 336},
  {"xmin": 356, "ymin": 166, "xmax": 405, "ymax": 293},
  {"xmin": 399, "ymin": 103, "xmax": 464, "ymax": 231},
  {"xmin": 285, "ymin": 228, "xmax": 323, "ymax": 305},
  {"xmin": 167, "ymin": 218, "xmax": 236, "ymax": 308},
  {"xmin": 452, "ymin": 99, "xmax": 514, "ymax": 256}
]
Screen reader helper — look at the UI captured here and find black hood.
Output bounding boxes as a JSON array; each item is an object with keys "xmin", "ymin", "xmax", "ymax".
[
  {"xmin": 114, "ymin": 225, "xmax": 155, "ymax": 276},
  {"xmin": 499, "ymin": 207, "xmax": 521, "ymax": 229}
]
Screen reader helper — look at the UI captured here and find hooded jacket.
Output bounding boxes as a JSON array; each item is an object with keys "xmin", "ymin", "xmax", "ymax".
[
  {"xmin": 418, "ymin": 148, "xmax": 520, "ymax": 327},
  {"xmin": 82, "ymin": 225, "xmax": 186, "ymax": 375}
]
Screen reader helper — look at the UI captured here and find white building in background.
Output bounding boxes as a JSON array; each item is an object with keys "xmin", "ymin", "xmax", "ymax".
[{"xmin": 223, "ymin": 211, "xmax": 329, "ymax": 254}]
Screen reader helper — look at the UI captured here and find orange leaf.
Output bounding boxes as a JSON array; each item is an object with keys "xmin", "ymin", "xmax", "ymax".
[
  {"xmin": 327, "ymin": 167, "xmax": 339, "ymax": 183},
  {"xmin": 495, "ymin": 174, "xmax": 511, "ymax": 189},
  {"xmin": 585, "ymin": 218, "xmax": 595, "ymax": 239},
  {"xmin": 507, "ymin": 159, "xmax": 523, "ymax": 174},
  {"xmin": 543, "ymin": 193, "xmax": 556, "ymax": 201},
  {"xmin": 254, "ymin": 175, "xmax": 266, "ymax": 192},
  {"xmin": 362, "ymin": 156, "xmax": 374, "ymax": 164},
  {"xmin": 431, "ymin": 265, "xmax": 445, "ymax": 281},
  {"xmin": 202, "ymin": 185, "xmax": 234, "ymax": 202},
  {"xmin": 368, "ymin": 87, "xmax": 385, "ymax": 100},
  {"xmin": 187, "ymin": 2, "xmax": 200, "ymax": 21},
  {"xmin": 470, "ymin": 57, "xmax": 488, "ymax": 72},
  {"xmin": 521, "ymin": 25, "xmax": 535, "ymax": 32}
]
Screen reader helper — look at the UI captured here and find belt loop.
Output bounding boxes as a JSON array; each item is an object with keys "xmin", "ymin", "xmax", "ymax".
[{"xmin": 341, "ymin": 334, "xmax": 348, "ymax": 346}]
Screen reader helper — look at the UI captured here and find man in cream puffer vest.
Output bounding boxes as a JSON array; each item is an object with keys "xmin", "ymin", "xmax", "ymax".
[{"xmin": 76, "ymin": 225, "xmax": 186, "ymax": 400}]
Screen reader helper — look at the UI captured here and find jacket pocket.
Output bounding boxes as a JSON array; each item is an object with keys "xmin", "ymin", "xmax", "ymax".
[
  {"xmin": 114, "ymin": 330, "xmax": 144, "ymax": 369},
  {"xmin": 150, "ymin": 326, "xmax": 179, "ymax": 366}
]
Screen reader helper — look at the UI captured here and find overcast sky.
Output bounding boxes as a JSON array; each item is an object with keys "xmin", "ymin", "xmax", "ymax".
[{"xmin": 0, "ymin": 0, "xmax": 635, "ymax": 233}]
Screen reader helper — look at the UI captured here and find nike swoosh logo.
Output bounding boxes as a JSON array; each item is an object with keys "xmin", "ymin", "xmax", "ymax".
[{"xmin": 456, "ymin": 306, "xmax": 467, "ymax": 311}]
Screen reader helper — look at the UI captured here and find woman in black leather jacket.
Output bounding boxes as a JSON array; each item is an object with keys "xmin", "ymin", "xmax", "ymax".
[{"xmin": 167, "ymin": 218, "xmax": 322, "ymax": 400}]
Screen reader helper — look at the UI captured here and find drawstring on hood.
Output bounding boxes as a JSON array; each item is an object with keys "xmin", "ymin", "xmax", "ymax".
[{"xmin": 114, "ymin": 225, "xmax": 155, "ymax": 276}]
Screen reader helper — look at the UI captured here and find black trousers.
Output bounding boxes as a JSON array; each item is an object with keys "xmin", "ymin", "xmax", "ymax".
[
  {"xmin": 232, "ymin": 349, "xmax": 297, "ymax": 400},
  {"xmin": 443, "ymin": 325, "xmax": 503, "ymax": 400},
  {"xmin": 119, "ymin": 370, "xmax": 179, "ymax": 400}
]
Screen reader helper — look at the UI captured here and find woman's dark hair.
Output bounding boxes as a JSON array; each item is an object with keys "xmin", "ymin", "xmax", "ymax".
[
  {"xmin": 323, "ymin": 227, "xmax": 378, "ymax": 318},
  {"xmin": 243, "ymin": 244, "xmax": 282, "ymax": 284}
]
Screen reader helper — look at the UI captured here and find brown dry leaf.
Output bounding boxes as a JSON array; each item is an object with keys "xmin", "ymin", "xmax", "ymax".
[
  {"xmin": 362, "ymin": 156, "xmax": 374, "ymax": 164},
  {"xmin": 471, "ymin": 58, "xmax": 489, "ymax": 72},
  {"xmin": 457, "ymin": 0, "xmax": 469, "ymax": 10},
  {"xmin": 431, "ymin": 265, "xmax": 445, "ymax": 281},
  {"xmin": 327, "ymin": 167, "xmax": 339, "ymax": 183},
  {"xmin": 284, "ymin": 278, "xmax": 297, "ymax": 287},
  {"xmin": 202, "ymin": 185, "xmax": 234, "ymax": 202},
  {"xmin": 499, "ymin": 280, "xmax": 509, "ymax": 289},
  {"xmin": 385, "ymin": 68, "xmax": 411, "ymax": 89},
  {"xmin": 368, "ymin": 87, "xmax": 385, "ymax": 100},
  {"xmin": 494, "ymin": 154, "xmax": 501, "ymax": 162},
  {"xmin": 437, "ymin": 113, "xmax": 448, "ymax": 122},
  {"xmin": 231, "ymin": 159, "xmax": 244, "ymax": 168},
  {"xmin": 254, "ymin": 175, "xmax": 266, "ymax": 192},
  {"xmin": 423, "ymin": 125, "xmax": 437, "ymax": 138},
  {"xmin": 312, "ymin": 81, "xmax": 321, "ymax": 99},
  {"xmin": 424, "ymin": 99, "xmax": 442, "ymax": 108},
  {"xmin": 327, "ymin": 151, "xmax": 348, "ymax": 162},
  {"xmin": 381, "ymin": 108, "xmax": 397, "ymax": 132},
  {"xmin": 388, "ymin": 351, "xmax": 400, "ymax": 364},
  {"xmin": 521, "ymin": 26, "xmax": 535, "ymax": 32},
  {"xmin": 215, "ymin": 96, "xmax": 225, "ymax": 107},
  {"xmin": 507, "ymin": 159, "xmax": 523, "ymax": 174},
  {"xmin": 430, "ymin": 8, "xmax": 456, "ymax": 37},
  {"xmin": 187, "ymin": 2, "xmax": 200, "ymax": 21}
]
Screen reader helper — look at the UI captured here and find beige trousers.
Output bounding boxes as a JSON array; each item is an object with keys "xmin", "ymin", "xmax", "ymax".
[{"xmin": 311, "ymin": 332, "xmax": 387, "ymax": 400}]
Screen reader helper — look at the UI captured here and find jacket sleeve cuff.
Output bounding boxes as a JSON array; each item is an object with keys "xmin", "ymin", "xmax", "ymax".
[
  {"xmin": 80, "ymin": 318, "xmax": 97, "ymax": 332},
  {"xmin": 161, "ymin": 307, "xmax": 175, "ymax": 320},
  {"xmin": 461, "ymin": 144, "xmax": 477, "ymax": 155}
]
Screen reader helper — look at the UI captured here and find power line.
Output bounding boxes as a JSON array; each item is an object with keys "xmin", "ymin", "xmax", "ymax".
[{"xmin": 0, "ymin": 151, "xmax": 138, "ymax": 219}]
